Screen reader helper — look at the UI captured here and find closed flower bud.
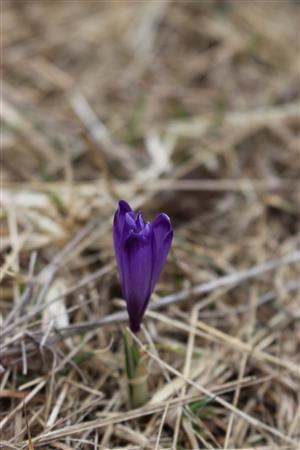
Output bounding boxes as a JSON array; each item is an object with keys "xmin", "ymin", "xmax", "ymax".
[{"xmin": 113, "ymin": 200, "xmax": 173, "ymax": 333}]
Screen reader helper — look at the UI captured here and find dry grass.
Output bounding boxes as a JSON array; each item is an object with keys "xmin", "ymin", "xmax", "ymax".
[{"xmin": 1, "ymin": 1, "xmax": 300, "ymax": 449}]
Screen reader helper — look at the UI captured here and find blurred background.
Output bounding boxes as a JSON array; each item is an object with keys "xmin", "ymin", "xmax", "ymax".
[
  {"xmin": 3, "ymin": 0, "xmax": 299, "ymax": 252},
  {"xmin": 1, "ymin": 0, "xmax": 300, "ymax": 448}
]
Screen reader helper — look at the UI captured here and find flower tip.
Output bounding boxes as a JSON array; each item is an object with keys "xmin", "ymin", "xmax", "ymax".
[
  {"xmin": 160, "ymin": 212, "xmax": 171, "ymax": 224},
  {"xmin": 118, "ymin": 200, "xmax": 132, "ymax": 212},
  {"xmin": 152, "ymin": 212, "xmax": 172, "ymax": 232}
]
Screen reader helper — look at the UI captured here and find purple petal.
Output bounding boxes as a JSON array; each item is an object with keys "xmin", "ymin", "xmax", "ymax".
[
  {"xmin": 122, "ymin": 225, "xmax": 154, "ymax": 332},
  {"xmin": 135, "ymin": 212, "xmax": 146, "ymax": 231},
  {"xmin": 124, "ymin": 211, "xmax": 136, "ymax": 232},
  {"xmin": 113, "ymin": 200, "xmax": 132, "ymax": 283},
  {"xmin": 138, "ymin": 214, "xmax": 173, "ymax": 321},
  {"xmin": 113, "ymin": 201, "xmax": 132, "ymax": 244}
]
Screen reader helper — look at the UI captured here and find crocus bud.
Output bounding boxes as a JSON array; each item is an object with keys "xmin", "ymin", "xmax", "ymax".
[{"xmin": 113, "ymin": 200, "xmax": 173, "ymax": 333}]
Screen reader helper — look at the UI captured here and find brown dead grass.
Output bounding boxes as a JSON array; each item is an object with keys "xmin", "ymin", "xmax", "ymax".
[{"xmin": 1, "ymin": 1, "xmax": 300, "ymax": 449}]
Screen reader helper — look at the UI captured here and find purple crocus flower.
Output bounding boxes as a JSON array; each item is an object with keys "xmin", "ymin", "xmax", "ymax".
[{"xmin": 113, "ymin": 200, "xmax": 173, "ymax": 333}]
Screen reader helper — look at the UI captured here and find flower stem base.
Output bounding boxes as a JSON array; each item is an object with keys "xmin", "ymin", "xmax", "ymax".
[{"xmin": 123, "ymin": 328, "xmax": 148, "ymax": 409}]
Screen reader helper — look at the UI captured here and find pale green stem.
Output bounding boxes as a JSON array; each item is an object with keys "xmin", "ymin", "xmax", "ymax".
[{"xmin": 123, "ymin": 328, "xmax": 149, "ymax": 408}]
